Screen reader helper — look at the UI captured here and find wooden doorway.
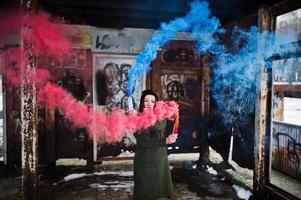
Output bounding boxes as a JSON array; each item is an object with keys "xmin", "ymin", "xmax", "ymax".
[{"xmin": 150, "ymin": 40, "xmax": 210, "ymax": 153}]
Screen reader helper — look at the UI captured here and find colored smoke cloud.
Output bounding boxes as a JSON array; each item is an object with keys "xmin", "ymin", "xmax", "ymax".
[
  {"xmin": 1, "ymin": 1, "xmax": 299, "ymax": 141},
  {"xmin": 38, "ymin": 83, "xmax": 179, "ymax": 143},
  {"xmin": 211, "ymin": 27, "xmax": 299, "ymax": 124},
  {"xmin": 0, "ymin": 10, "xmax": 71, "ymax": 87},
  {"xmin": 127, "ymin": 0, "xmax": 300, "ymax": 128},
  {"xmin": 0, "ymin": 9, "xmax": 179, "ymax": 143},
  {"xmin": 127, "ymin": 0, "xmax": 223, "ymax": 96}
]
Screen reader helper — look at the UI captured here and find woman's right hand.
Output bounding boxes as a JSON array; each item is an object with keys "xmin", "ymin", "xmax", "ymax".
[
  {"xmin": 166, "ymin": 134, "xmax": 178, "ymax": 144},
  {"xmin": 127, "ymin": 108, "xmax": 138, "ymax": 116}
]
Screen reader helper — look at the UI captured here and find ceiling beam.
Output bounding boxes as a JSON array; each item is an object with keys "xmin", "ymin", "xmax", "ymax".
[
  {"xmin": 39, "ymin": 3, "xmax": 186, "ymax": 20},
  {"xmin": 38, "ymin": 0, "xmax": 189, "ymax": 13},
  {"xmin": 55, "ymin": 13, "xmax": 164, "ymax": 29}
]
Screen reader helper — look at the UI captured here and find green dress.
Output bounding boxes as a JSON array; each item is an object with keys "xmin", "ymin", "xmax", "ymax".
[{"xmin": 134, "ymin": 120, "xmax": 174, "ymax": 200}]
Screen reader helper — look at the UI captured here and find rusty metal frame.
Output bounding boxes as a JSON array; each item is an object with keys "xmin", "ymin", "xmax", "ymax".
[
  {"xmin": 254, "ymin": 0, "xmax": 301, "ymax": 199},
  {"xmin": 254, "ymin": 6, "xmax": 273, "ymax": 199},
  {"xmin": 20, "ymin": 0, "xmax": 38, "ymax": 200}
]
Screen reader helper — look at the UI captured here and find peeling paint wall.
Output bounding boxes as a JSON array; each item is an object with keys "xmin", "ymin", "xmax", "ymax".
[{"xmin": 92, "ymin": 28, "xmax": 154, "ymax": 54}]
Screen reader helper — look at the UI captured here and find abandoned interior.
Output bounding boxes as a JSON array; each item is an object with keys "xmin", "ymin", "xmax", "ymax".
[{"xmin": 0, "ymin": 0, "xmax": 301, "ymax": 199}]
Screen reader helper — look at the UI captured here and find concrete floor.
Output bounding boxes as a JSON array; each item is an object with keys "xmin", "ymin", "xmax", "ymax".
[{"xmin": 0, "ymin": 151, "xmax": 251, "ymax": 200}]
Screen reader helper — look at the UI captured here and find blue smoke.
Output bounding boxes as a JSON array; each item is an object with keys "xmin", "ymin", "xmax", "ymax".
[
  {"xmin": 127, "ymin": 1, "xmax": 223, "ymax": 95},
  {"xmin": 211, "ymin": 27, "xmax": 299, "ymax": 124},
  {"xmin": 210, "ymin": 27, "xmax": 258, "ymax": 124},
  {"xmin": 127, "ymin": 0, "xmax": 299, "ymax": 128}
]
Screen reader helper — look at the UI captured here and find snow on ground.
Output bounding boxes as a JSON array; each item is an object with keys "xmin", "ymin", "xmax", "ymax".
[
  {"xmin": 207, "ymin": 166, "xmax": 218, "ymax": 175},
  {"xmin": 192, "ymin": 162, "xmax": 218, "ymax": 176},
  {"xmin": 209, "ymin": 147, "xmax": 224, "ymax": 164},
  {"xmin": 63, "ymin": 171, "xmax": 133, "ymax": 181},
  {"xmin": 89, "ymin": 181, "xmax": 134, "ymax": 192},
  {"xmin": 64, "ymin": 173, "xmax": 87, "ymax": 181},
  {"xmin": 94, "ymin": 171, "xmax": 133, "ymax": 177},
  {"xmin": 209, "ymin": 146, "xmax": 254, "ymax": 190},
  {"xmin": 232, "ymin": 184, "xmax": 252, "ymax": 200},
  {"xmin": 60, "ymin": 147, "xmax": 256, "ymax": 199},
  {"xmin": 57, "ymin": 158, "xmax": 87, "ymax": 166},
  {"xmin": 168, "ymin": 153, "xmax": 199, "ymax": 162},
  {"xmin": 225, "ymin": 163, "xmax": 253, "ymax": 190}
]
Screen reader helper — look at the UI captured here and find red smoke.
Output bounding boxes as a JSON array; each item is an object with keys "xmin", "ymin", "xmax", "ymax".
[
  {"xmin": 0, "ymin": 10, "xmax": 71, "ymax": 87},
  {"xmin": 1, "ymin": 9, "xmax": 178, "ymax": 143},
  {"xmin": 34, "ymin": 69, "xmax": 51, "ymax": 88},
  {"xmin": 0, "ymin": 10, "xmax": 22, "ymax": 39},
  {"xmin": 23, "ymin": 11, "xmax": 71, "ymax": 58},
  {"xmin": 38, "ymin": 83, "xmax": 179, "ymax": 143},
  {"xmin": 2, "ymin": 48, "xmax": 23, "ymax": 87}
]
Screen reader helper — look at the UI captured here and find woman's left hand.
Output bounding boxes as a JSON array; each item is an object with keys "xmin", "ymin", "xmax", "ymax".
[
  {"xmin": 166, "ymin": 134, "xmax": 178, "ymax": 144},
  {"xmin": 127, "ymin": 108, "xmax": 138, "ymax": 116}
]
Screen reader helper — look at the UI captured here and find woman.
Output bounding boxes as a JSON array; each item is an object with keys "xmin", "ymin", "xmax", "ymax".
[{"xmin": 128, "ymin": 90, "xmax": 177, "ymax": 200}]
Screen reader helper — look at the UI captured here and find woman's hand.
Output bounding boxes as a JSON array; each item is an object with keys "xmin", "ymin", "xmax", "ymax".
[
  {"xmin": 166, "ymin": 134, "xmax": 178, "ymax": 144},
  {"xmin": 128, "ymin": 108, "xmax": 138, "ymax": 116}
]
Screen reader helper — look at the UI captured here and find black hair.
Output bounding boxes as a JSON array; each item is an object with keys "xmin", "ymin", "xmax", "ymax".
[{"xmin": 138, "ymin": 90, "xmax": 159, "ymax": 112}]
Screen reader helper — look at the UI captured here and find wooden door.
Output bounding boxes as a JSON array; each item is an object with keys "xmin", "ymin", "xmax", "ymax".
[{"xmin": 151, "ymin": 40, "xmax": 210, "ymax": 153}]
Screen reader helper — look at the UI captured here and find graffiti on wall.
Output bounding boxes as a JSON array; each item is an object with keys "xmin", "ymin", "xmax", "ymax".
[
  {"xmin": 275, "ymin": 132, "xmax": 301, "ymax": 168},
  {"xmin": 160, "ymin": 69, "xmax": 199, "ymax": 104},
  {"xmin": 93, "ymin": 54, "xmax": 145, "ymax": 111},
  {"xmin": 92, "ymin": 28, "xmax": 154, "ymax": 54},
  {"xmin": 166, "ymin": 81, "xmax": 184, "ymax": 101},
  {"xmin": 272, "ymin": 121, "xmax": 301, "ymax": 180},
  {"xmin": 103, "ymin": 62, "xmax": 135, "ymax": 110}
]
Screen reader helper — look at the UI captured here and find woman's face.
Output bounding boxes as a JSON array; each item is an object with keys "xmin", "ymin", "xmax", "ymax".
[{"xmin": 143, "ymin": 94, "xmax": 156, "ymax": 109}]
